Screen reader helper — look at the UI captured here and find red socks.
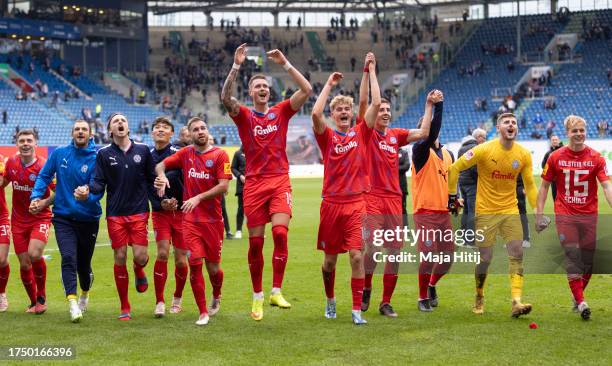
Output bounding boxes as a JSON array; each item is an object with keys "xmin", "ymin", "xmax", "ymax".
[
  {"xmin": 351, "ymin": 277, "xmax": 364, "ymax": 311},
  {"xmin": 174, "ymin": 264, "xmax": 188, "ymax": 299},
  {"xmin": 272, "ymin": 225, "xmax": 288, "ymax": 289},
  {"xmin": 113, "ymin": 264, "xmax": 130, "ymax": 312},
  {"xmin": 20, "ymin": 267, "xmax": 37, "ymax": 304},
  {"xmin": 210, "ymin": 269, "xmax": 224, "ymax": 299},
  {"xmin": 0, "ymin": 264, "xmax": 9, "ymax": 293},
  {"xmin": 583, "ymin": 273, "xmax": 592, "ymax": 290},
  {"xmin": 31, "ymin": 258, "xmax": 46, "ymax": 299},
  {"xmin": 418, "ymin": 261, "xmax": 434, "ymax": 299},
  {"xmin": 429, "ymin": 272, "xmax": 445, "ymax": 287},
  {"xmin": 568, "ymin": 277, "xmax": 584, "ymax": 304},
  {"xmin": 363, "ymin": 252, "xmax": 377, "ymax": 289},
  {"xmin": 189, "ymin": 263, "xmax": 207, "ymax": 315},
  {"xmin": 322, "ymin": 268, "xmax": 335, "ymax": 299},
  {"xmin": 133, "ymin": 258, "xmax": 148, "ymax": 279},
  {"xmin": 153, "ymin": 260, "xmax": 168, "ymax": 303},
  {"xmin": 248, "ymin": 236, "xmax": 264, "ymax": 293},
  {"xmin": 382, "ymin": 274, "xmax": 398, "ymax": 304}
]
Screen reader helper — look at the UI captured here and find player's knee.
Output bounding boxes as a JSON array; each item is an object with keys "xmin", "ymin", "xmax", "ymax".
[
  {"xmin": 114, "ymin": 249, "xmax": 127, "ymax": 264},
  {"xmin": 156, "ymin": 250, "xmax": 169, "ymax": 262},
  {"xmin": 0, "ymin": 256, "xmax": 8, "ymax": 268},
  {"xmin": 322, "ymin": 260, "xmax": 336, "ymax": 272},
  {"xmin": 349, "ymin": 250, "xmax": 363, "ymax": 266}
]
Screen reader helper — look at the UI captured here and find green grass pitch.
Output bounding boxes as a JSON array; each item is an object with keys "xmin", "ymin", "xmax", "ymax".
[{"xmin": 1, "ymin": 177, "xmax": 611, "ymax": 365}]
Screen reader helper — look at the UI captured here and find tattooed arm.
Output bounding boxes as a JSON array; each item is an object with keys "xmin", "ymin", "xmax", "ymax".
[{"xmin": 221, "ymin": 43, "xmax": 246, "ymax": 117}]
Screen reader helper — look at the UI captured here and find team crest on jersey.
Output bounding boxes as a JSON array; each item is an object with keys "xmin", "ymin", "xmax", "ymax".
[
  {"xmin": 206, "ymin": 159, "xmax": 214, "ymax": 168},
  {"xmin": 267, "ymin": 112, "xmax": 276, "ymax": 120},
  {"xmin": 133, "ymin": 154, "xmax": 142, "ymax": 163},
  {"xmin": 465, "ymin": 150, "xmax": 474, "ymax": 160},
  {"xmin": 81, "ymin": 164, "xmax": 88, "ymax": 173},
  {"xmin": 390, "ymin": 136, "xmax": 397, "ymax": 144},
  {"xmin": 29, "ymin": 173, "xmax": 36, "ymax": 181},
  {"xmin": 348, "ymin": 131, "xmax": 356, "ymax": 137},
  {"xmin": 511, "ymin": 160, "xmax": 519, "ymax": 169}
]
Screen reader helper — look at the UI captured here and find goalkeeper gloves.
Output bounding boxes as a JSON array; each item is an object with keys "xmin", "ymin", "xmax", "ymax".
[{"xmin": 448, "ymin": 194, "xmax": 460, "ymax": 216}]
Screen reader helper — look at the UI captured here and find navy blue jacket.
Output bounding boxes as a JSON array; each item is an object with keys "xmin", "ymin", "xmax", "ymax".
[
  {"xmin": 31, "ymin": 138, "xmax": 102, "ymax": 222},
  {"xmin": 413, "ymin": 102, "xmax": 455, "ymax": 173},
  {"xmin": 90, "ymin": 140, "xmax": 156, "ymax": 217},
  {"xmin": 149, "ymin": 143, "xmax": 184, "ymax": 212}
]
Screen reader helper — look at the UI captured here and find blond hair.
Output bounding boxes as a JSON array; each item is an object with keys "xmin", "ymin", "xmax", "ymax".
[
  {"xmin": 496, "ymin": 112, "xmax": 516, "ymax": 124},
  {"xmin": 563, "ymin": 115, "xmax": 586, "ymax": 130},
  {"xmin": 329, "ymin": 95, "xmax": 353, "ymax": 111}
]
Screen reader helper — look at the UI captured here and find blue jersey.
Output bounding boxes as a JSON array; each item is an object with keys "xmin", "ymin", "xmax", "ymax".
[
  {"xmin": 31, "ymin": 138, "xmax": 102, "ymax": 221},
  {"xmin": 90, "ymin": 140, "xmax": 156, "ymax": 217},
  {"xmin": 149, "ymin": 143, "xmax": 184, "ymax": 212}
]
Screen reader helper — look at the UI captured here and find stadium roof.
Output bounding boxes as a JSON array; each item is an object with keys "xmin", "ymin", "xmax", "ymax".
[{"xmin": 148, "ymin": 0, "xmax": 486, "ymax": 15}]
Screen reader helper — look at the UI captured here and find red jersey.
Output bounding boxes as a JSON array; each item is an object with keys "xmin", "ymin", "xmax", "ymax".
[
  {"xmin": 3, "ymin": 155, "xmax": 53, "ymax": 224},
  {"xmin": 0, "ymin": 155, "xmax": 8, "ymax": 222},
  {"xmin": 315, "ymin": 119, "xmax": 372, "ymax": 202},
  {"xmin": 367, "ymin": 127, "xmax": 410, "ymax": 196},
  {"xmin": 542, "ymin": 145, "xmax": 609, "ymax": 215},
  {"xmin": 231, "ymin": 99, "xmax": 297, "ymax": 177},
  {"xmin": 163, "ymin": 146, "xmax": 232, "ymax": 223}
]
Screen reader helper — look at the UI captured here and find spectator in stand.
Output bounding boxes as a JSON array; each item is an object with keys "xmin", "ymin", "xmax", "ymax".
[
  {"xmin": 2, "ymin": 109, "xmax": 7, "ymax": 125},
  {"xmin": 506, "ymin": 96, "xmax": 516, "ymax": 112},
  {"xmin": 532, "ymin": 113, "xmax": 544, "ymax": 130},
  {"xmin": 545, "ymin": 120, "xmax": 556, "ymax": 139},
  {"xmin": 597, "ymin": 120, "xmax": 608, "ymax": 138},
  {"xmin": 544, "ymin": 97, "xmax": 556, "ymax": 110}
]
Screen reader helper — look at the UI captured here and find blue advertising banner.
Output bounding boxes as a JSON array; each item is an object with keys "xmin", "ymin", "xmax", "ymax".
[{"xmin": 0, "ymin": 17, "xmax": 81, "ymax": 40}]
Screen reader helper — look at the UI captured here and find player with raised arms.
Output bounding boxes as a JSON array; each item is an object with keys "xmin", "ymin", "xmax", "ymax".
[
  {"xmin": 536, "ymin": 115, "xmax": 612, "ymax": 320},
  {"xmin": 1, "ymin": 129, "xmax": 53, "ymax": 314},
  {"xmin": 78, "ymin": 113, "xmax": 156, "ymax": 320},
  {"xmin": 357, "ymin": 53, "xmax": 439, "ymax": 317},
  {"xmin": 447, "ymin": 112, "xmax": 538, "ymax": 318},
  {"xmin": 221, "ymin": 43, "xmax": 312, "ymax": 320},
  {"xmin": 148, "ymin": 116, "xmax": 189, "ymax": 317},
  {"xmin": 311, "ymin": 58, "xmax": 380, "ymax": 324},
  {"xmin": 155, "ymin": 117, "xmax": 232, "ymax": 325}
]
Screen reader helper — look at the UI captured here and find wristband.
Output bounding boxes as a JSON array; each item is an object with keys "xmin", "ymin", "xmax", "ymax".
[
  {"xmin": 363, "ymin": 67, "xmax": 370, "ymax": 73},
  {"xmin": 283, "ymin": 61, "xmax": 293, "ymax": 71},
  {"xmin": 232, "ymin": 63, "xmax": 241, "ymax": 71}
]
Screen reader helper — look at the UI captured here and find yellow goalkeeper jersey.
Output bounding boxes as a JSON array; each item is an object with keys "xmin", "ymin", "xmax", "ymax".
[{"xmin": 448, "ymin": 139, "xmax": 537, "ymax": 214}]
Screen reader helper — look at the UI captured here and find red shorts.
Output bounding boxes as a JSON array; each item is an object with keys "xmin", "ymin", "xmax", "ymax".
[
  {"xmin": 243, "ymin": 174, "xmax": 292, "ymax": 228},
  {"xmin": 152, "ymin": 211, "xmax": 186, "ymax": 250},
  {"xmin": 413, "ymin": 213, "xmax": 454, "ymax": 253},
  {"xmin": 364, "ymin": 194, "xmax": 403, "ymax": 249},
  {"xmin": 317, "ymin": 198, "xmax": 366, "ymax": 255},
  {"xmin": 0, "ymin": 217, "xmax": 10, "ymax": 245},
  {"xmin": 11, "ymin": 220, "xmax": 51, "ymax": 255},
  {"xmin": 107, "ymin": 213, "xmax": 149, "ymax": 249},
  {"xmin": 555, "ymin": 214, "xmax": 597, "ymax": 250},
  {"xmin": 183, "ymin": 220, "xmax": 224, "ymax": 263}
]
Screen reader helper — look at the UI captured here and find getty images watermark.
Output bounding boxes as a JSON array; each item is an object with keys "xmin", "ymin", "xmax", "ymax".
[{"xmin": 368, "ymin": 226, "xmax": 485, "ymax": 265}]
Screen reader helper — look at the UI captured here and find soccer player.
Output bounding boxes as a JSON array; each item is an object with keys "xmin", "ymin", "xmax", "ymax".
[
  {"xmin": 1, "ymin": 129, "xmax": 53, "ymax": 314},
  {"xmin": 149, "ymin": 117, "xmax": 189, "ymax": 317},
  {"xmin": 221, "ymin": 43, "xmax": 312, "ymax": 320},
  {"xmin": 30, "ymin": 120, "xmax": 101, "ymax": 322},
  {"xmin": 536, "ymin": 115, "xmax": 612, "ymax": 320},
  {"xmin": 410, "ymin": 90, "xmax": 449, "ymax": 312},
  {"xmin": 358, "ymin": 54, "xmax": 439, "ymax": 317},
  {"xmin": 155, "ymin": 117, "xmax": 232, "ymax": 326},
  {"xmin": 447, "ymin": 112, "xmax": 538, "ymax": 317},
  {"xmin": 0, "ymin": 154, "xmax": 11, "ymax": 312},
  {"xmin": 80, "ymin": 113, "xmax": 156, "ymax": 320},
  {"xmin": 311, "ymin": 66, "xmax": 380, "ymax": 324}
]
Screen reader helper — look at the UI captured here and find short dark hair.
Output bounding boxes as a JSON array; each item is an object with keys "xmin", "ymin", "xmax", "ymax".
[
  {"xmin": 381, "ymin": 97, "xmax": 391, "ymax": 106},
  {"xmin": 152, "ymin": 116, "xmax": 174, "ymax": 132},
  {"xmin": 16, "ymin": 128, "xmax": 37, "ymax": 141},
  {"xmin": 73, "ymin": 119, "xmax": 90, "ymax": 132}
]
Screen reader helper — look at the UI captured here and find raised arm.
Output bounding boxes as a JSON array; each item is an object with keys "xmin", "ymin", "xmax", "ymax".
[
  {"xmin": 220, "ymin": 43, "xmax": 247, "ymax": 117},
  {"xmin": 408, "ymin": 90, "xmax": 443, "ymax": 142},
  {"xmin": 266, "ymin": 49, "xmax": 313, "ymax": 111},
  {"xmin": 363, "ymin": 54, "xmax": 381, "ymax": 129},
  {"xmin": 358, "ymin": 53, "xmax": 373, "ymax": 119},
  {"xmin": 312, "ymin": 72, "xmax": 342, "ymax": 135}
]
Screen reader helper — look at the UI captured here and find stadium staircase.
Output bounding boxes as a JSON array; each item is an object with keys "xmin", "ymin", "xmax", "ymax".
[{"xmin": 304, "ymin": 31, "xmax": 328, "ymax": 69}]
